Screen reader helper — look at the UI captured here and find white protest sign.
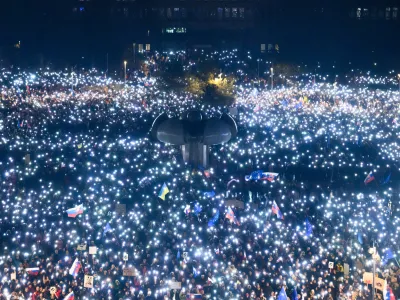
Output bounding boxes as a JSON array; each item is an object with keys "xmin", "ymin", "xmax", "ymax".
[
  {"xmin": 344, "ymin": 263, "xmax": 349, "ymax": 277},
  {"xmin": 84, "ymin": 275, "xmax": 94, "ymax": 288},
  {"xmin": 11, "ymin": 272, "xmax": 16, "ymax": 280},
  {"xmin": 89, "ymin": 246, "xmax": 97, "ymax": 255},
  {"xmin": 363, "ymin": 272, "xmax": 373, "ymax": 284},
  {"xmin": 123, "ymin": 252, "xmax": 128, "ymax": 261},
  {"xmin": 123, "ymin": 267, "xmax": 136, "ymax": 276},
  {"xmin": 169, "ymin": 281, "xmax": 182, "ymax": 289},
  {"xmin": 77, "ymin": 244, "xmax": 87, "ymax": 251},
  {"xmin": 328, "ymin": 262, "xmax": 334, "ymax": 269}
]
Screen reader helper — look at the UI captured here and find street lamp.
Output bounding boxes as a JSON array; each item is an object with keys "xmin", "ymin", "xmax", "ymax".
[
  {"xmin": 270, "ymin": 67, "xmax": 274, "ymax": 90},
  {"xmin": 398, "ymin": 74, "xmax": 400, "ymax": 92},
  {"xmin": 124, "ymin": 61, "xmax": 127, "ymax": 84}
]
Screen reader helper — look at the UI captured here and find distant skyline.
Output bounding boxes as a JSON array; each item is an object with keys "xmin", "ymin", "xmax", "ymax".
[{"xmin": 1, "ymin": 0, "xmax": 399, "ymax": 68}]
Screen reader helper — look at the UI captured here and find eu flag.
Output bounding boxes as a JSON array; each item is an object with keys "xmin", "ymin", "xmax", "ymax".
[{"xmin": 382, "ymin": 248, "xmax": 394, "ymax": 265}]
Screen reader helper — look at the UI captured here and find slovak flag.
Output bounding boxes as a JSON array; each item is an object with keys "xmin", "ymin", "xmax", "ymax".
[
  {"xmin": 26, "ymin": 267, "xmax": 39, "ymax": 276},
  {"xmin": 262, "ymin": 172, "xmax": 279, "ymax": 182},
  {"xmin": 69, "ymin": 258, "xmax": 81, "ymax": 277},
  {"xmin": 272, "ymin": 201, "xmax": 284, "ymax": 219},
  {"xmin": 364, "ymin": 171, "xmax": 375, "ymax": 184},
  {"xmin": 226, "ymin": 207, "xmax": 240, "ymax": 225},
  {"xmin": 184, "ymin": 205, "xmax": 191, "ymax": 215},
  {"xmin": 64, "ymin": 291, "xmax": 75, "ymax": 300},
  {"xmin": 385, "ymin": 286, "xmax": 396, "ymax": 300},
  {"xmin": 66, "ymin": 204, "xmax": 84, "ymax": 218}
]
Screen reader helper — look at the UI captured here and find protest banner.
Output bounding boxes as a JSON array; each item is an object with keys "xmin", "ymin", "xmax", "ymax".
[
  {"xmin": 84, "ymin": 275, "xmax": 94, "ymax": 288},
  {"xmin": 123, "ymin": 267, "xmax": 136, "ymax": 276},
  {"xmin": 169, "ymin": 281, "xmax": 182, "ymax": 289}
]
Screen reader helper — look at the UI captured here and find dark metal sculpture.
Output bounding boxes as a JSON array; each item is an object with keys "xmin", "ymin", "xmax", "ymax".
[{"xmin": 150, "ymin": 110, "xmax": 237, "ymax": 167}]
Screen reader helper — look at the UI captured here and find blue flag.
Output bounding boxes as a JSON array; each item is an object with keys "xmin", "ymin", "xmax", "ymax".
[
  {"xmin": 357, "ymin": 232, "xmax": 363, "ymax": 244},
  {"xmin": 381, "ymin": 173, "xmax": 391, "ymax": 185},
  {"xmin": 177, "ymin": 250, "xmax": 181, "ymax": 260},
  {"xmin": 204, "ymin": 191, "xmax": 216, "ymax": 198},
  {"xmin": 382, "ymin": 248, "xmax": 394, "ymax": 265},
  {"xmin": 305, "ymin": 218, "xmax": 313, "ymax": 236},
  {"xmin": 292, "ymin": 288, "xmax": 298, "ymax": 300},
  {"xmin": 208, "ymin": 210, "xmax": 220, "ymax": 227},
  {"xmin": 194, "ymin": 203, "xmax": 202, "ymax": 216},
  {"xmin": 277, "ymin": 287, "xmax": 288, "ymax": 300},
  {"xmin": 103, "ymin": 222, "xmax": 112, "ymax": 237},
  {"xmin": 193, "ymin": 266, "xmax": 199, "ymax": 278}
]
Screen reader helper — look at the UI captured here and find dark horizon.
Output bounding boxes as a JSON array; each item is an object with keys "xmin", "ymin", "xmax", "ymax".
[{"xmin": 1, "ymin": 0, "xmax": 400, "ymax": 70}]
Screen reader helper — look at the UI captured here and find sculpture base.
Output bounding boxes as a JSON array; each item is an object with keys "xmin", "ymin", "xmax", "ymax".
[{"xmin": 181, "ymin": 143, "xmax": 209, "ymax": 168}]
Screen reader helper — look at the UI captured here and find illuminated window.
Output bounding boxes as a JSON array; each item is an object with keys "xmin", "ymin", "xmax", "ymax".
[
  {"xmin": 386, "ymin": 7, "xmax": 391, "ymax": 20},
  {"xmin": 393, "ymin": 7, "xmax": 398, "ymax": 19},
  {"xmin": 146, "ymin": 44, "xmax": 150, "ymax": 51},
  {"xmin": 232, "ymin": 8, "xmax": 237, "ymax": 18},
  {"xmin": 225, "ymin": 8, "xmax": 230, "ymax": 18},
  {"xmin": 239, "ymin": 8, "xmax": 244, "ymax": 18},
  {"xmin": 356, "ymin": 8, "xmax": 361, "ymax": 19},
  {"xmin": 268, "ymin": 44, "xmax": 273, "ymax": 53},
  {"xmin": 167, "ymin": 8, "xmax": 172, "ymax": 19},
  {"xmin": 261, "ymin": 44, "xmax": 266, "ymax": 53},
  {"xmin": 363, "ymin": 8, "xmax": 369, "ymax": 17},
  {"xmin": 138, "ymin": 44, "xmax": 143, "ymax": 53},
  {"xmin": 165, "ymin": 28, "xmax": 186, "ymax": 34},
  {"xmin": 275, "ymin": 44, "xmax": 280, "ymax": 53},
  {"xmin": 174, "ymin": 8, "xmax": 180, "ymax": 18}
]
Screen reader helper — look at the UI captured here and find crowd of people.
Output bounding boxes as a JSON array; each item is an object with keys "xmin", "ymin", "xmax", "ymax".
[{"xmin": 0, "ymin": 65, "xmax": 399, "ymax": 300}]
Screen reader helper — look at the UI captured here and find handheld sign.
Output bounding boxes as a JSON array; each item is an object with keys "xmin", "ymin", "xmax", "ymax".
[
  {"xmin": 84, "ymin": 275, "xmax": 94, "ymax": 288},
  {"xmin": 77, "ymin": 244, "xmax": 87, "ymax": 251},
  {"xmin": 123, "ymin": 267, "xmax": 135, "ymax": 277}
]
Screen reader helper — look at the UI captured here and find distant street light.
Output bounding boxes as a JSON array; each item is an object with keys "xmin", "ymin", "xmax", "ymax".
[
  {"xmin": 270, "ymin": 67, "xmax": 274, "ymax": 90},
  {"xmin": 124, "ymin": 61, "xmax": 127, "ymax": 85},
  {"xmin": 398, "ymin": 74, "xmax": 400, "ymax": 92}
]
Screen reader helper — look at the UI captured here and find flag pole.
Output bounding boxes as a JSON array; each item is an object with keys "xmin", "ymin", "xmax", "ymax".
[
  {"xmin": 372, "ymin": 240, "xmax": 376, "ymax": 300},
  {"xmin": 394, "ymin": 257, "xmax": 400, "ymax": 268}
]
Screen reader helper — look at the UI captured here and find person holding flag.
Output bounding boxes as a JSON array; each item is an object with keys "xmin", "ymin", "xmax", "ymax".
[
  {"xmin": 64, "ymin": 291, "xmax": 75, "ymax": 300},
  {"xmin": 158, "ymin": 183, "xmax": 169, "ymax": 200},
  {"xmin": 277, "ymin": 287, "xmax": 288, "ymax": 300},
  {"xmin": 364, "ymin": 171, "xmax": 375, "ymax": 184},
  {"xmin": 272, "ymin": 201, "xmax": 284, "ymax": 220},
  {"xmin": 208, "ymin": 209, "xmax": 220, "ymax": 227},
  {"xmin": 69, "ymin": 258, "xmax": 81, "ymax": 277},
  {"xmin": 226, "ymin": 207, "xmax": 240, "ymax": 225}
]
